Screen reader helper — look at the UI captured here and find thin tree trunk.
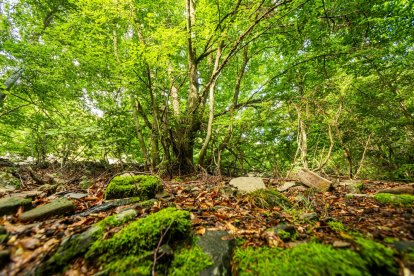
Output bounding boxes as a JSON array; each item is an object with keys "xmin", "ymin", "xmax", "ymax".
[
  {"xmin": 199, "ymin": 42, "xmax": 223, "ymax": 167},
  {"xmin": 130, "ymin": 95, "xmax": 149, "ymax": 170}
]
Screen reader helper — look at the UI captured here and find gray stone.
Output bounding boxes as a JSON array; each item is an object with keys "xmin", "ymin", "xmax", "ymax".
[
  {"xmin": 197, "ymin": 230, "xmax": 235, "ymax": 276},
  {"xmin": 277, "ymin": 181, "xmax": 299, "ymax": 192},
  {"xmin": 297, "ymin": 168, "xmax": 332, "ymax": 192},
  {"xmin": 0, "ymin": 196, "xmax": 32, "ymax": 215},
  {"xmin": 19, "ymin": 198, "xmax": 75, "ymax": 222},
  {"xmin": 65, "ymin": 193, "xmax": 87, "ymax": 199},
  {"xmin": 393, "ymin": 240, "xmax": 414, "ymax": 253},
  {"xmin": 229, "ymin": 177, "xmax": 266, "ymax": 193}
]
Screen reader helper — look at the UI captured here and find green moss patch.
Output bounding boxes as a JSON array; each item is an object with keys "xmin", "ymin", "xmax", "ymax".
[
  {"xmin": 354, "ymin": 236, "xmax": 397, "ymax": 275},
  {"xmin": 170, "ymin": 244, "xmax": 213, "ymax": 276},
  {"xmin": 86, "ymin": 207, "xmax": 192, "ymax": 274},
  {"xmin": 247, "ymin": 189, "xmax": 292, "ymax": 209},
  {"xmin": 234, "ymin": 243, "xmax": 368, "ymax": 275},
  {"xmin": 374, "ymin": 193, "xmax": 414, "ymax": 206},
  {"xmin": 105, "ymin": 174, "xmax": 162, "ymax": 199}
]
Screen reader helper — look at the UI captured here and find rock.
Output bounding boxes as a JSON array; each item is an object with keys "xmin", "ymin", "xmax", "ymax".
[
  {"xmin": 0, "ymin": 172, "xmax": 20, "ymax": 191},
  {"xmin": 0, "ymin": 196, "xmax": 32, "ymax": 215},
  {"xmin": 65, "ymin": 193, "xmax": 87, "ymax": 199},
  {"xmin": 393, "ymin": 240, "xmax": 414, "ymax": 253},
  {"xmin": 35, "ymin": 209, "xmax": 137, "ymax": 275},
  {"xmin": 342, "ymin": 180, "xmax": 363, "ymax": 193},
  {"xmin": 105, "ymin": 174, "xmax": 162, "ymax": 199},
  {"xmin": 79, "ymin": 179, "xmax": 92, "ymax": 189},
  {"xmin": 299, "ymin": 212, "xmax": 318, "ymax": 220},
  {"xmin": 229, "ymin": 177, "xmax": 266, "ymax": 193},
  {"xmin": 248, "ymin": 189, "xmax": 292, "ymax": 208},
  {"xmin": 39, "ymin": 184, "xmax": 58, "ymax": 194},
  {"xmin": 290, "ymin": 185, "xmax": 308, "ymax": 192},
  {"xmin": 11, "ymin": 190, "xmax": 43, "ymax": 199},
  {"xmin": 378, "ymin": 185, "xmax": 414, "ymax": 195},
  {"xmin": 297, "ymin": 168, "xmax": 332, "ymax": 192},
  {"xmin": 333, "ymin": 241, "xmax": 351, "ymax": 248},
  {"xmin": 0, "ymin": 250, "xmax": 10, "ymax": 269},
  {"xmin": 197, "ymin": 230, "xmax": 235, "ymax": 276},
  {"xmin": 19, "ymin": 198, "xmax": 75, "ymax": 222},
  {"xmin": 277, "ymin": 181, "xmax": 299, "ymax": 192},
  {"xmin": 77, "ymin": 198, "xmax": 155, "ymax": 217},
  {"xmin": 268, "ymin": 224, "xmax": 297, "ymax": 241}
]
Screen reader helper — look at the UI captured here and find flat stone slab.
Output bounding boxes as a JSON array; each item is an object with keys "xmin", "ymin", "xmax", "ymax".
[
  {"xmin": 197, "ymin": 230, "xmax": 235, "ymax": 276},
  {"xmin": 0, "ymin": 196, "xmax": 32, "ymax": 215},
  {"xmin": 65, "ymin": 193, "xmax": 88, "ymax": 199},
  {"xmin": 19, "ymin": 198, "xmax": 75, "ymax": 222},
  {"xmin": 297, "ymin": 168, "xmax": 332, "ymax": 192},
  {"xmin": 277, "ymin": 182, "xmax": 299, "ymax": 192},
  {"xmin": 11, "ymin": 190, "xmax": 43, "ymax": 199},
  {"xmin": 229, "ymin": 177, "xmax": 266, "ymax": 193}
]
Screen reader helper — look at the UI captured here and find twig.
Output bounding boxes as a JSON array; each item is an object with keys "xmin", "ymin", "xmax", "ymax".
[{"xmin": 152, "ymin": 220, "xmax": 174, "ymax": 276}]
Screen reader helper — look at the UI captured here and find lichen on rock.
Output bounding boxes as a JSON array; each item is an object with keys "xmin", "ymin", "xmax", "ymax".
[{"xmin": 104, "ymin": 174, "xmax": 162, "ymax": 199}]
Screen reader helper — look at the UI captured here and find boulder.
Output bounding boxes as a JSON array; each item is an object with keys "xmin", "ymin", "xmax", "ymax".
[
  {"xmin": 297, "ymin": 168, "xmax": 331, "ymax": 192},
  {"xmin": 197, "ymin": 230, "xmax": 235, "ymax": 276},
  {"xmin": 105, "ymin": 174, "xmax": 162, "ymax": 199},
  {"xmin": 229, "ymin": 177, "xmax": 266, "ymax": 193},
  {"xmin": 0, "ymin": 196, "xmax": 32, "ymax": 215},
  {"xmin": 19, "ymin": 198, "xmax": 75, "ymax": 222}
]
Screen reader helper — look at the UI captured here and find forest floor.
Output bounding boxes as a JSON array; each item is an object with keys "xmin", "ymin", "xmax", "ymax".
[{"xmin": 1, "ymin": 164, "xmax": 413, "ymax": 275}]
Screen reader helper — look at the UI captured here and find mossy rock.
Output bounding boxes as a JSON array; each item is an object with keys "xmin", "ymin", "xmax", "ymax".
[
  {"xmin": 247, "ymin": 189, "xmax": 292, "ymax": 209},
  {"xmin": 374, "ymin": 193, "xmax": 414, "ymax": 206},
  {"xmin": 35, "ymin": 209, "xmax": 137, "ymax": 275},
  {"xmin": 234, "ymin": 243, "xmax": 369, "ymax": 275},
  {"xmin": 105, "ymin": 174, "xmax": 162, "ymax": 200},
  {"xmin": 0, "ymin": 172, "xmax": 20, "ymax": 189},
  {"xmin": 86, "ymin": 207, "xmax": 192, "ymax": 275}
]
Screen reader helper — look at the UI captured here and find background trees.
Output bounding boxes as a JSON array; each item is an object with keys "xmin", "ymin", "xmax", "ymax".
[{"xmin": 1, "ymin": 0, "xmax": 413, "ymax": 179}]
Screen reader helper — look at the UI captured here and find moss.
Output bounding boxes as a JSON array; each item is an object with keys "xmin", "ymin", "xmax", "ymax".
[
  {"xmin": 233, "ymin": 243, "xmax": 369, "ymax": 275},
  {"xmin": 247, "ymin": 189, "xmax": 292, "ymax": 209},
  {"xmin": 354, "ymin": 236, "xmax": 397, "ymax": 275},
  {"xmin": 374, "ymin": 193, "xmax": 414, "ymax": 206},
  {"xmin": 170, "ymin": 245, "xmax": 213, "ymax": 276},
  {"xmin": 276, "ymin": 230, "xmax": 294, "ymax": 241},
  {"xmin": 37, "ymin": 209, "xmax": 137, "ymax": 275},
  {"xmin": 328, "ymin": 220, "xmax": 346, "ymax": 232},
  {"xmin": 105, "ymin": 175, "xmax": 162, "ymax": 200},
  {"xmin": 86, "ymin": 207, "xmax": 192, "ymax": 274}
]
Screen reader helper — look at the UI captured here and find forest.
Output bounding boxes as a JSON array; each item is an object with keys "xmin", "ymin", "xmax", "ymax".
[{"xmin": 0, "ymin": 0, "xmax": 414, "ymax": 275}]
